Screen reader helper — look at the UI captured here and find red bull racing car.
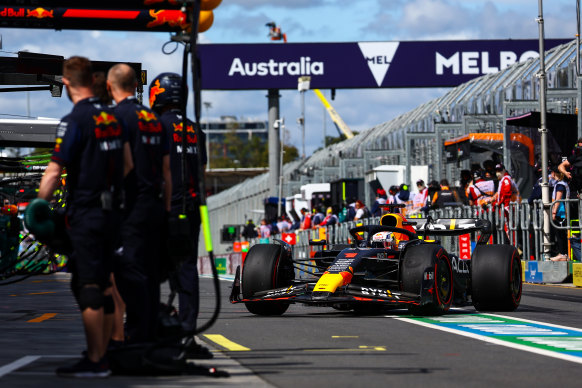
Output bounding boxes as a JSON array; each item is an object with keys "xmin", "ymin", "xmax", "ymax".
[{"xmin": 229, "ymin": 207, "xmax": 522, "ymax": 316}]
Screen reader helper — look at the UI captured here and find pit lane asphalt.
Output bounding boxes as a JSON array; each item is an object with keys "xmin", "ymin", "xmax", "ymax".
[{"xmin": 2, "ymin": 273, "xmax": 582, "ymax": 387}]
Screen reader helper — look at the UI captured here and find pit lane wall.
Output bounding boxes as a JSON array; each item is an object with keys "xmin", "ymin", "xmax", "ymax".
[{"xmin": 201, "ymin": 200, "xmax": 582, "ymax": 286}]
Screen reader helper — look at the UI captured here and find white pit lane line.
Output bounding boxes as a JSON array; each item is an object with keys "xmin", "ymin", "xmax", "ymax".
[
  {"xmin": 390, "ymin": 311, "xmax": 582, "ymax": 365},
  {"xmin": 0, "ymin": 355, "xmax": 80, "ymax": 378},
  {"xmin": 0, "ymin": 356, "xmax": 41, "ymax": 378}
]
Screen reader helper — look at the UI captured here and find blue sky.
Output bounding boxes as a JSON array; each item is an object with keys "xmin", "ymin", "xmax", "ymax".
[{"xmin": 0, "ymin": 0, "xmax": 578, "ymax": 155}]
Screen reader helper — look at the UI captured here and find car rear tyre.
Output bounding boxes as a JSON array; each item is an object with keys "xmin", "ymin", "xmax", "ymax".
[
  {"xmin": 471, "ymin": 244, "xmax": 522, "ymax": 311},
  {"xmin": 402, "ymin": 244, "xmax": 453, "ymax": 316},
  {"xmin": 242, "ymin": 244, "xmax": 294, "ymax": 316}
]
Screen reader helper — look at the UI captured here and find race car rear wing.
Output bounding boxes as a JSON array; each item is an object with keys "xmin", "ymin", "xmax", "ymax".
[{"xmin": 413, "ymin": 218, "xmax": 493, "ymax": 245}]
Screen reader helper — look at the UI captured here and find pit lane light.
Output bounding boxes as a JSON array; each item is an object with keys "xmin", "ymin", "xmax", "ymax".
[{"xmin": 198, "ymin": 0, "xmax": 222, "ymax": 32}]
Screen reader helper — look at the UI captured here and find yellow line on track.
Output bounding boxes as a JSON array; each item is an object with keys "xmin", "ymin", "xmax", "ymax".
[
  {"xmin": 331, "ymin": 336, "xmax": 359, "ymax": 338},
  {"xmin": 203, "ymin": 334, "xmax": 250, "ymax": 351},
  {"xmin": 27, "ymin": 313, "xmax": 57, "ymax": 323},
  {"xmin": 305, "ymin": 346, "xmax": 386, "ymax": 352}
]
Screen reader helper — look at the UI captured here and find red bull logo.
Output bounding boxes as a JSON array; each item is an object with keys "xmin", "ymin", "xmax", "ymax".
[
  {"xmin": 0, "ymin": 8, "xmax": 25, "ymax": 17},
  {"xmin": 172, "ymin": 122, "xmax": 197, "ymax": 144},
  {"xmin": 93, "ymin": 112, "xmax": 118, "ymax": 126},
  {"xmin": 149, "ymin": 79, "xmax": 165, "ymax": 108},
  {"xmin": 95, "ymin": 125, "xmax": 122, "ymax": 139},
  {"xmin": 27, "ymin": 7, "xmax": 53, "ymax": 19},
  {"xmin": 136, "ymin": 109, "xmax": 157, "ymax": 122},
  {"xmin": 147, "ymin": 9, "xmax": 189, "ymax": 30},
  {"xmin": 172, "ymin": 122, "xmax": 195, "ymax": 133}
]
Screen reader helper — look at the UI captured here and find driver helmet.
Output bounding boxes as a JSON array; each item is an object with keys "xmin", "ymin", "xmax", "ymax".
[
  {"xmin": 149, "ymin": 72, "xmax": 185, "ymax": 113},
  {"xmin": 372, "ymin": 231, "xmax": 397, "ymax": 249}
]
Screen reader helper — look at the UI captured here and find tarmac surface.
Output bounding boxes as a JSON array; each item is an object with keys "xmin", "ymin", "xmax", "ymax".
[
  {"xmin": 0, "ymin": 273, "xmax": 271, "ymax": 387},
  {"xmin": 2, "ymin": 272, "xmax": 582, "ymax": 387}
]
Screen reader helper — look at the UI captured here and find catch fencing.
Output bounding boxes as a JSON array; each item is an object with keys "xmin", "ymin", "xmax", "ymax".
[{"xmin": 255, "ymin": 199, "xmax": 582, "ymax": 265}]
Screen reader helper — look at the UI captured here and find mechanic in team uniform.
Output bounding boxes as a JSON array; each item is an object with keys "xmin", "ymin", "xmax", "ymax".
[
  {"xmin": 107, "ymin": 64, "xmax": 172, "ymax": 343},
  {"xmin": 37, "ymin": 56, "xmax": 131, "ymax": 378},
  {"xmin": 149, "ymin": 73, "xmax": 208, "ymax": 354}
]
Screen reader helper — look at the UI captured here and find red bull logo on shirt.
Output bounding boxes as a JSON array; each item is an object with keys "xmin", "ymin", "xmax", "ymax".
[
  {"xmin": 93, "ymin": 112, "xmax": 118, "ymax": 126},
  {"xmin": 172, "ymin": 122, "xmax": 197, "ymax": 144},
  {"xmin": 136, "ymin": 110, "xmax": 157, "ymax": 122}
]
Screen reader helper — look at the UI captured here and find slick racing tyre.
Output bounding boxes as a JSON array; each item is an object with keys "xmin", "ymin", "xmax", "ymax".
[
  {"xmin": 471, "ymin": 244, "xmax": 522, "ymax": 311},
  {"xmin": 402, "ymin": 244, "xmax": 453, "ymax": 316},
  {"xmin": 241, "ymin": 244, "xmax": 294, "ymax": 316}
]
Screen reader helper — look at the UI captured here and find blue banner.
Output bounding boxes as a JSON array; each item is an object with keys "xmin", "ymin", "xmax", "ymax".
[{"xmin": 199, "ymin": 39, "xmax": 570, "ymax": 90}]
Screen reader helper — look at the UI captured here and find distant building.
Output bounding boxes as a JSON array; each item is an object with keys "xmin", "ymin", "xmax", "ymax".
[{"xmin": 203, "ymin": 116, "xmax": 269, "ymax": 195}]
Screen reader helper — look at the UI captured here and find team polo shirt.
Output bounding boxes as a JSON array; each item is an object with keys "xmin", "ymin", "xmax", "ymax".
[
  {"xmin": 114, "ymin": 97, "xmax": 169, "ymax": 202},
  {"xmin": 158, "ymin": 110, "xmax": 207, "ymax": 204},
  {"xmin": 51, "ymin": 97, "xmax": 126, "ymax": 207}
]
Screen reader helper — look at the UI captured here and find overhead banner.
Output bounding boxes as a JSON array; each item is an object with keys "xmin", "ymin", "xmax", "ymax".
[{"xmin": 198, "ymin": 39, "xmax": 569, "ymax": 90}]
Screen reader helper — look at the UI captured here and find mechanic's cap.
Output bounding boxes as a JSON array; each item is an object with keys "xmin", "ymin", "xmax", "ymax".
[
  {"xmin": 416, "ymin": 179, "xmax": 425, "ymax": 186},
  {"xmin": 472, "ymin": 170, "xmax": 482, "ymax": 180},
  {"xmin": 376, "ymin": 188, "xmax": 386, "ymax": 196},
  {"xmin": 149, "ymin": 72, "xmax": 185, "ymax": 112},
  {"xmin": 389, "ymin": 185, "xmax": 399, "ymax": 192},
  {"xmin": 399, "ymin": 184, "xmax": 408, "ymax": 191},
  {"xmin": 495, "ymin": 163, "xmax": 505, "ymax": 171}
]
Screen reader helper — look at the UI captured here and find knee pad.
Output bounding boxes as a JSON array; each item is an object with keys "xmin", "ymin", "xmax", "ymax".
[
  {"xmin": 103, "ymin": 295, "xmax": 115, "ymax": 315},
  {"xmin": 78, "ymin": 286, "xmax": 104, "ymax": 311}
]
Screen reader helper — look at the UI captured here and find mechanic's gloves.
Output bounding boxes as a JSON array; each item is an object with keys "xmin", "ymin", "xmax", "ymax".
[
  {"xmin": 24, "ymin": 199, "xmax": 72, "ymax": 255},
  {"xmin": 24, "ymin": 198, "xmax": 55, "ymax": 242}
]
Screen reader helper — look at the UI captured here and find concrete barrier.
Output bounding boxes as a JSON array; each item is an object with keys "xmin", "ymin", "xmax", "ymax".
[
  {"xmin": 573, "ymin": 263, "xmax": 582, "ymax": 287},
  {"xmin": 523, "ymin": 260, "xmax": 570, "ymax": 284},
  {"xmin": 201, "ymin": 252, "xmax": 581, "ymax": 287}
]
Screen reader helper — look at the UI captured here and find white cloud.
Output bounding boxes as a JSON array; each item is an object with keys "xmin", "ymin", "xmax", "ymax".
[{"xmin": 0, "ymin": 0, "xmax": 576, "ymax": 158}]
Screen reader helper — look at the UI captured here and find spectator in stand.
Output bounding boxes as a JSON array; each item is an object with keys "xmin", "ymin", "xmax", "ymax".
[
  {"xmin": 299, "ymin": 208, "xmax": 312, "ymax": 230},
  {"xmin": 483, "ymin": 160, "xmax": 497, "ymax": 182},
  {"xmin": 431, "ymin": 179, "xmax": 461, "ymax": 209},
  {"xmin": 242, "ymin": 219, "xmax": 258, "ymax": 239},
  {"xmin": 339, "ymin": 201, "xmax": 354, "ymax": 223},
  {"xmin": 312, "ymin": 206, "xmax": 325, "ymax": 227},
  {"xmin": 528, "ymin": 163, "xmax": 556, "ymax": 204},
  {"xmin": 388, "ymin": 186, "xmax": 399, "ymax": 204},
  {"xmin": 550, "ymin": 169, "xmax": 570, "ymax": 261},
  {"xmin": 395, "ymin": 183, "xmax": 411, "ymax": 204},
  {"xmin": 354, "ymin": 200, "xmax": 371, "ymax": 221},
  {"xmin": 345, "ymin": 198, "xmax": 357, "ymax": 222},
  {"xmin": 494, "ymin": 163, "xmax": 520, "ymax": 211},
  {"xmin": 466, "ymin": 170, "xmax": 496, "ymax": 207},
  {"xmin": 412, "ymin": 180, "xmax": 429, "ymax": 213},
  {"xmin": 421, "ymin": 180, "xmax": 441, "ymax": 213},
  {"xmin": 276, "ymin": 216, "xmax": 291, "ymax": 233},
  {"xmin": 459, "ymin": 170, "xmax": 472, "ymax": 205},
  {"xmin": 269, "ymin": 219, "xmax": 279, "ymax": 235},
  {"xmin": 320, "ymin": 207, "xmax": 339, "ymax": 227},
  {"xmin": 371, "ymin": 188, "xmax": 388, "ymax": 217},
  {"xmin": 259, "ymin": 219, "xmax": 271, "ymax": 238}
]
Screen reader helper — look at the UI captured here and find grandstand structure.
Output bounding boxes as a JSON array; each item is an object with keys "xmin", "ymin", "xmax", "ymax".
[{"xmin": 204, "ymin": 39, "xmax": 582, "ymax": 256}]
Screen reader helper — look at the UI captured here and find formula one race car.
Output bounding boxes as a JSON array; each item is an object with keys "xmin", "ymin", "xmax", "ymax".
[{"xmin": 230, "ymin": 206, "xmax": 522, "ymax": 316}]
